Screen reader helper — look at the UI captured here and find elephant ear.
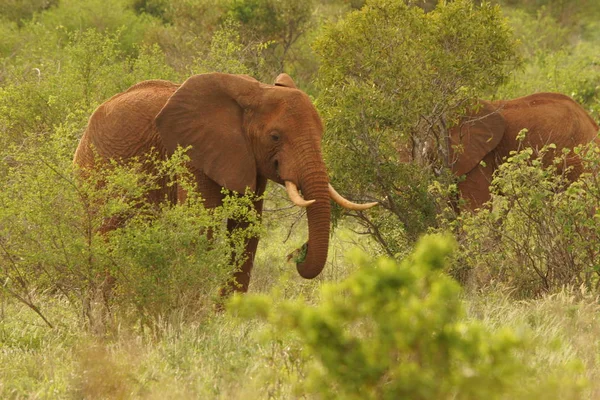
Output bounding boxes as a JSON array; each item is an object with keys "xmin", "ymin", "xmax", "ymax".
[
  {"xmin": 449, "ymin": 101, "xmax": 506, "ymax": 176},
  {"xmin": 155, "ymin": 73, "xmax": 260, "ymax": 193},
  {"xmin": 274, "ymin": 73, "xmax": 297, "ymax": 88}
]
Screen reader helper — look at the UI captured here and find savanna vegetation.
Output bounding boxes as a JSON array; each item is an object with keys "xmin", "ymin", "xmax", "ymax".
[{"xmin": 1, "ymin": 0, "xmax": 600, "ymax": 398}]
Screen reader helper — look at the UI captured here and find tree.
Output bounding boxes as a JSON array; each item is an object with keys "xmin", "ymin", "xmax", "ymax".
[
  {"xmin": 225, "ymin": 0, "xmax": 316, "ymax": 80},
  {"xmin": 314, "ymin": 0, "xmax": 520, "ymax": 255}
]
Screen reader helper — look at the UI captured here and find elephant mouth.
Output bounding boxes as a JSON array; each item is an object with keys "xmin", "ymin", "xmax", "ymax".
[{"xmin": 286, "ymin": 242, "xmax": 308, "ymax": 263}]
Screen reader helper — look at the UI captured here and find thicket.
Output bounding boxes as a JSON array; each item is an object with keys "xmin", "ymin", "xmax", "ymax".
[
  {"xmin": 448, "ymin": 142, "xmax": 600, "ymax": 296},
  {"xmin": 0, "ymin": 0, "xmax": 597, "ymax": 322},
  {"xmin": 0, "ymin": 2, "xmax": 266, "ymax": 331},
  {"xmin": 0, "ymin": 132, "xmax": 261, "ymax": 331},
  {"xmin": 232, "ymin": 234, "xmax": 586, "ymax": 399},
  {"xmin": 497, "ymin": 4, "xmax": 600, "ymax": 117},
  {"xmin": 315, "ymin": 0, "xmax": 520, "ymax": 255},
  {"xmin": 312, "ymin": 0, "xmax": 600, "ymax": 303}
]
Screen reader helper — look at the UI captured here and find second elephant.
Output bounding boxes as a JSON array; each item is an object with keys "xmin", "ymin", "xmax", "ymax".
[{"xmin": 449, "ymin": 92, "xmax": 600, "ymax": 210}]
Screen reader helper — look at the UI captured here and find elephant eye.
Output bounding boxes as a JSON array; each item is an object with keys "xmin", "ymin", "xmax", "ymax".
[{"xmin": 270, "ymin": 133, "xmax": 281, "ymax": 142}]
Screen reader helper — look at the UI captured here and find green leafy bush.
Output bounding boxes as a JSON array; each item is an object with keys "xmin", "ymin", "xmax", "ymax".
[
  {"xmin": 225, "ymin": 0, "xmax": 316, "ymax": 80},
  {"xmin": 0, "ymin": 2, "xmax": 279, "ymax": 331},
  {"xmin": 500, "ymin": 0, "xmax": 600, "ymax": 34},
  {"xmin": 498, "ymin": 40, "xmax": 600, "ymax": 118},
  {"xmin": 497, "ymin": 6, "xmax": 600, "ymax": 118},
  {"xmin": 0, "ymin": 131, "xmax": 260, "ymax": 330},
  {"xmin": 0, "ymin": 28, "xmax": 178, "ymax": 152},
  {"xmin": 31, "ymin": 0, "xmax": 161, "ymax": 54},
  {"xmin": 450, "ymin": 142, "xmax": 600, "ymax": 297},
  {"xmin": 188, "ymin": 18, "xmax": 263, "ymax": 76},
  {"xmin": 231, "ymin": 234, "xmax": 584, "ymax": 399},
  {"xmin": 0, "ymin": 0, "xmax": 58, "ymax": 26},
  {"xmin": 314, "ymin": 0, "xmax": 520, "ymax": 255}
]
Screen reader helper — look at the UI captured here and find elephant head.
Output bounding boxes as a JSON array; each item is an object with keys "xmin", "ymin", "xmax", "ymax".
[{"xmin": 154, "ymin": 72, "xmax": 375, "ymax": 279}]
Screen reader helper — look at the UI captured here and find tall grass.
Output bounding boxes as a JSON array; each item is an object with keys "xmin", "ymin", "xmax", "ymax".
[{"xmin": 2, "ymin": 234, "xmax": 599, "ymax": 398}]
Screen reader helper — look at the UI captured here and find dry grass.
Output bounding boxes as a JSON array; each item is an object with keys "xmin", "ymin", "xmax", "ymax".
[
  {"xmin": 466, "ymin": 286, "xmax": 600, "ymax": 398},
  {"xmin": 2, "ymin": 225, "xmax": 600, "ymax": 399}
]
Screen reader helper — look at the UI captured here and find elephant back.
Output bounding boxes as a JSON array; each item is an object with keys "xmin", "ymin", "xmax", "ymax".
[
  {"xmin": 499, "ymin": 93, "xmax": 598, "ymax": 161},
  {"xmin": 81, "ymin": 80, "xmax": 179, "ymax": 163}
]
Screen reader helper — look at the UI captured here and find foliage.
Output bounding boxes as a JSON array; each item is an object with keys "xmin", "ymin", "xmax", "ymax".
[
  {"xmin": 0, "ymin": 0, "xmax": 274, "ymax": 332},
  {"xmin": 314, "ymin": 0, "xmax": 520, "ymax": 255},
  {"xmin": 231, "ymin": 234, "xmax": 586, "ymax": 399},
  {"xmin": 0, "ymin": 28, "xmax": 178, "ymax": 150},
  {"xmin": 225, "ymin": 0, "xmax": 315, "ymax": 74},
  {"xmin": 449, "ymin": 142, "xmax": 600, "ymax": 297},
  {"xmin": 189, "ymin": 18, "xmax": 266, "ymax": 76},
  {"xmin": 132, "ymin": 0, "xmax": 171, "ymax": 22},
  {"xmin": 1, "ymin": 281, "xmax": 594, "ymax": 398},
  {"xmin": 142, "ymin": 0, "xmax": 230, "ymax": 72},
  {"xmin": 499, "ymin": 0, "xmax": 600, "ymax": 35},
  {"xmin": 0, "ymin": 130, "xmax": 261, "ymax": 330},
  {"xmin": 30, "ymin": 0, "xmax": 161, "ymax": 54},
  {"xmin": 0, "ymin": 0, "xmax": 58, "ymax": 25},
  {"xmin": 1, "ymin": 0, "xmax": 600, "ymax": 397},
  {"xmin": 498, "ymin": 8, "xmax": 600, "ymax": 118}
]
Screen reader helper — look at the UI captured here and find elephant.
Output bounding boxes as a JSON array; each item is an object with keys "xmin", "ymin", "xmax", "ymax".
[
  {"xmin": 449, "ymin": 92, "xmax": 600, "ymax": 210},
  {"xmin": 73, "ymin": 72, "xmax": 376, "ymax": 297}
]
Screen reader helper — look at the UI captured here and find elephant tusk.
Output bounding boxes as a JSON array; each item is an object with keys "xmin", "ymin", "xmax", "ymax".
[
  {"xmin": 328, "ymin": 184, "xmax": 378, "ymax": 210},
  {"xmin": 285, "ymin": 181, "xmax": 316, "ymax": 207}
]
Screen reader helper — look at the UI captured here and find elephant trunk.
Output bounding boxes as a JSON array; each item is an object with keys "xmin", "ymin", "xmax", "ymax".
[{"xmin": 294, "ymin": 170, "xmax": 331, "ymax": 279}]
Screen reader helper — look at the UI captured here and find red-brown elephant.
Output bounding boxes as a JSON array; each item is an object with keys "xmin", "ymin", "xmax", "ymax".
[
  {"xmin": 73, "ymin": 72, "xmax": 376, "ymax": 296},
  {"xmin": 449, "ymin": 92, "xmax": 600, "ymax": 210}
]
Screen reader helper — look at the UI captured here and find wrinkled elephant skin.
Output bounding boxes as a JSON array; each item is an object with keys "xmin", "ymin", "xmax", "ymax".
[
  {"xmin": 449, "ymin": 93, "xmax": 600, "ymax": 210},
  {"xmin": 74, "ymin": 73, "xmax": 374, "ymax": 297}
]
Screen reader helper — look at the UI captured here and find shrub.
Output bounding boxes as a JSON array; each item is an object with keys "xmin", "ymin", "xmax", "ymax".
[
  {"xmin": 496, "ymin": 6, "xmax": 600, "ymax": 118},
  {"xmin": 31, "ymin": 0, "xmax": 161, "ymax": 54},
  {"xmin": 230, "ymin": 234, "xmax": 585, "ymax": 399},
  {"xmin": 314, "ymin": 0, "xmax": 520, "ymax": 255},
  {"xmin": 225, "ymin": 0, "xmax": 316, "ymax": 80},
  {"xmin": 0, "ymin": 0, "xmax": 58, "ymax": 26},
  {"xmin": 188, "ymin": 18, "xmax": 262, "ymax": 76},
  {"xmin": 0, "ymin": 133, "xmax": 260, "ymax": 330},
  {"xmin": 0, "ymin": 28, "xmax": 178, "ymax": 151},
  {"xmin": 450, "ymin": 142, "xmax": 600, "ymax": 297}
]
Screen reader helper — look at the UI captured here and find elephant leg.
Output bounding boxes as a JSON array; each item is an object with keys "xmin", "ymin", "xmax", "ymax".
[
  {"xmin": 219, "ymin": 176, "xmax": 267, "ymax": 297},
  {"xmin": 188, "ymin": 169, "xmax": 227, "ymax": 208},
  {"xmin": 563, "ymin": 154, "xmax": 585, "ymax": 182},
  {"xmin": 185, "ymin": 170, "xmax": 227, "ymax": 246},
  {"xmin": 458, "ymin": 152, "xmax": 497, "ymax": 211}
]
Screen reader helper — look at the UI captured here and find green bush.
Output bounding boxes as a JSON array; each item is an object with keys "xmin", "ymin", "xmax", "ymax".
[
  {"xmin": 0, "ymin": 0, "xmax": 58, "ymax": 26},
  {"xmin": 231, "ymin": 234, "xmax": 585, "ymax": 399},
  {"xmin": 0, "ymin": 0, "xmax": 276, "ymax": 332},
  {"xmin": 32, "ymin": 0, "xmax": 161, "ymax": 54},
  {"xmin": 0, "ymin": 28, "xmax": 178, "ymax": 151},
  {"xmin": 314, "ymin": 0, "xmax": 520, "ymax": 255},
  {"xmin": 188, "ymin": 18, "xmax": 263, "ymax": 76},
  {"xmin": 496, "ymin": 6, "xmax": 600, "ymax": 118},
  {"xmin": 225, "ymin": 0, "xmax": 316, "ymax": 81},
  {"xmin": 498, "ymin": 39, "xmax": 600, "ymax": 118},
  {"xmin": 450, "ymin": 142, "xmax": 600, "ymax": 297},
  {"xmin": 499, "ymin": 0, "xmax": 600, "ymax": 35},
  {"xmin": 0, "ymin": 132, "xmax": 260, "ymax": 330}
]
